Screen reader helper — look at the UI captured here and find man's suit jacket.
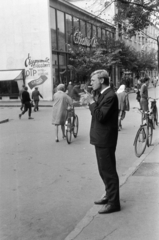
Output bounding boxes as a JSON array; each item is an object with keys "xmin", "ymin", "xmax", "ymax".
[{"xmin": 89, "ymin": 87, "xmax": 118, "ymax": 148}]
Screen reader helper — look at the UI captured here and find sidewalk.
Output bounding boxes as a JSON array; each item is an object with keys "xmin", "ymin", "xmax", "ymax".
[{"xmin": 65, "ymin": 139, "xmax": 159, "ymax": 240}]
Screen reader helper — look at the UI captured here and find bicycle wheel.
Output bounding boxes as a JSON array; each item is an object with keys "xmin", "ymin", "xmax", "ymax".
[
  {"xmin": 66, "ymin": 118, "xmax": 72, "ymax": 144},
  {"xmin": 155, "ymin": 107, "xmax": 158, "ymax": 126},
  {"xmin": 134, "ymin": 127, "xmax": 147, "ymax": 157},
  {"xmin": 147, "ymin": 121, "xmax": 153, "ymax": 147},
  {"xmin": 73, "ymin": 115, "xmax": 79, "ymax": 138}
]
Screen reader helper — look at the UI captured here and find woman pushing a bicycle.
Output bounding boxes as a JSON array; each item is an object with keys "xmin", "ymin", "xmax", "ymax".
[{"xmin": 52, "ymin": 84, "xmax": 73, "ymax": 142}]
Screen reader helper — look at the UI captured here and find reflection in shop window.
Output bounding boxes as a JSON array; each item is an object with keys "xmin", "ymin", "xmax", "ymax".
[
  {"xmin": 50, "ymin": 8, "xmax": 57, "ymax": 50},
  {"xmin": 87, "ymin": 23, "xmax": 92, "ymax": 38},
  {"xmin": 66, "ymin": 14, "xmax": 73, "ymax": 49},
  {"xmin": 80, "ymin": 20, "xmax": 86, "ymax": 37},
  {"xmin": 102, "ymin": 29, "xmax": 106, "ymax": 40},
  {"xmin": 73, "ymin": 17, "xmax": 80, "ymax": 33},
  {"xmin": 57, "ymin": 11, "xmax": 65, "ymax": 51},
  {"xmin": 59, "ymin": 54, "xmax": 67, "ymax": 84},
  {"xmin": 97, "ymin": 27, "xmax": 101, "ymax": 38},
  {"xmin": 52, "ymin": 54, "xmax": 58, "ymax": 86},
  {"xmin": 92, "ymin": 25, "xmax": 97, "ymax": 37}
]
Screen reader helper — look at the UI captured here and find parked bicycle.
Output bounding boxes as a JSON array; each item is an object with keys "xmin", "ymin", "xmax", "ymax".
[
  {"xmin": 65, "ymin": 106, "xmax": 79, "ymax": 144},
  {"xmin": 133, "ymin": 107, "xmax": 153, "ymax": 158},
  {"xmin": 149, "ymin": 97, "xmax": 158, "ymax": 129}
]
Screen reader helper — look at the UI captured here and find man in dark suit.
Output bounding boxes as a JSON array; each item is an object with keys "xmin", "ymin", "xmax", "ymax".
[{"xmin": 87, "ymin": 69, "xmax": 120, "ymax": 214}]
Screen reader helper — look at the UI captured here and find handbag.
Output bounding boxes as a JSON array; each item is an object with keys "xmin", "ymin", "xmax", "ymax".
[{"xmin": 31, "ymin": 101, "xmax": 34, "ymax": 107}]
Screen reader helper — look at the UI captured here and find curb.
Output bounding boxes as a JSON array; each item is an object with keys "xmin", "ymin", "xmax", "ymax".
[
  {"xmin": 0, "ymin": 104, "xmax": 82, "ymax": 108},
  {"xmin": 0, "ymin": 119, "xmax": 9, "ymax": 124},
  {"xmin": 64, "ymin": 140, "xmax": 159, "ymax": 240}
]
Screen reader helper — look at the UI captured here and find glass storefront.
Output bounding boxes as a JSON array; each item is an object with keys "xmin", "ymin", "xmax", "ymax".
[
  {"xmin": 50, "ymin": 7, "xmax": 115, "ymax": 86},
  {"xmin": 66, "ymin": 14, "xmax": 73, "ymax": 47},
  {"xmin": 50, "ymin": 8, "xmax": 57, "ymax": 50},
  {"xmin": 57, "ymin": 11, "xmax": 65, "ymax": 51}
]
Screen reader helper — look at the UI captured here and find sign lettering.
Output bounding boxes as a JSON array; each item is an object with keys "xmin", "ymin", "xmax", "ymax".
[{"xmin": 73, "ymin": 31, "xmax": 98, "ymax": 48}]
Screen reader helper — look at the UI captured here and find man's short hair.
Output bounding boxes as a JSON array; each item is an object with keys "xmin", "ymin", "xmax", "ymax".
[
  {"xmin": 91, "ymin": 70, "xmax": 109, "ymax": 86},
  {"xmin": 24, "ymin": 86, "xmax": 28, "ymax": 90},
  {"xmin": 143, "ymin": 77, "xmax": 149, "ymax": 83}
]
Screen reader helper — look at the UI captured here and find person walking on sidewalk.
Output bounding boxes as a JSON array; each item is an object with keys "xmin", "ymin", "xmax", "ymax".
[
  {"xmin": 66, "ymin": 82, "xmax": 73, "ymax": 97},
  {"xmin": 19, "ymin": 84, "xmax": 25, "ymax": 111},
  {"xmin": 19, "ymin": 86, "xmax": 33, "ymax": 120},
  {"xmin": 32, "ymin": 87, "xmax": 43, "ymax": 112},
  {"xmin": 140, "ymin": 77, "xmax": 149, "ymax": 112},
  {"xmin": 86, "ymin": 69, "xmax": 120, "ymax": 214},
  {"xmin": 116, "ymin": 84, "xmax": 130, "ymax": 131}
]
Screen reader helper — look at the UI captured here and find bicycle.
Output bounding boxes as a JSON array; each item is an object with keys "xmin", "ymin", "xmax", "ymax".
[
  {"xmin": 65, "ymin": 106, "xmax": 79, "ymax": 144},
  {"xmin": 149, "ymin": 97, "xmax": 158, "ymax": 129},
  {"xmin": 133, "ymin": 108, "xmax": 153, "ymax": 158}
]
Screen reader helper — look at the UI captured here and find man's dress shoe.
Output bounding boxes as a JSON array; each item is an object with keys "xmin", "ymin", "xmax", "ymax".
[
  {"xmin": 94, "ymin": 197, "xmax": 108, "ymax": 205},
  {"xmin": 98, "ymin": 204, "xmax": 121, "ymax": 214}
]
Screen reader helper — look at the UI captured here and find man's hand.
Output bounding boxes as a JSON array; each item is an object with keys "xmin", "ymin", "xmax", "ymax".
[{"xmin": 85, "ymin": 92, "xmax": 95, "ymax": 105}]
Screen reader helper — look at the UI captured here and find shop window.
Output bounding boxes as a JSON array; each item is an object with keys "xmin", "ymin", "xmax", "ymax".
[
  {"xmin": 92, "ymin": 25, "xmax": 97, "ymax": 37},
  {"xmin": 66, "ymin": 14, "xmax": 73, "ymax": 47},
  {"xmin": 57, "ymin": 10, "xmax": 65, "ymax": 51},
  {"xmin": 59, "ymin": 54, "xmax": 67, "ymax": 84},
  {"xmin": 52, "ymin": 54, "xmax": 58, "ymax": 87},
  {"xmin": 80, "ymin": 20, "xmax": 86, "ymax": 37},
  {"xmin": 0, "ymin": 80, "xmax": 19, "ymax": 96},
  {"xmin": 73, "ymin": 17, "xmax": 80, "ymax": 32},
  {"xmin": 102, "ymin": 29, "xmax": 106, "ymax": 40},
  {"xmin": 87, "ymin": 23, "xmax": 92, "ymax": 38},
  {"xmin": 97, "ymin": 27, "xmax": 101, "ymax": 39},
  {"xmin": 50, "ymin": 8, "xmax": 57, "ymax": 50}
]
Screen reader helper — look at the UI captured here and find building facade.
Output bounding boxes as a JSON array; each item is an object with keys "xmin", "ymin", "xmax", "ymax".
[
  {"xmin": 0, "ymin": 0, "xmax": 115, "ymax": 101},
  {"xmin": 70, "ymin": 0, "xmax": 159, "ymax": 80}
]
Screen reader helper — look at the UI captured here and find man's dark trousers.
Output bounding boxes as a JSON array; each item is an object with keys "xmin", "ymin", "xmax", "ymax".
[
  {"xmin": 95, "ymin": 146, "xmax": 120, "ymax": 206},
  {"xmin": 21, "ymin": 102, "xmax": 32, "ymax": 117}
]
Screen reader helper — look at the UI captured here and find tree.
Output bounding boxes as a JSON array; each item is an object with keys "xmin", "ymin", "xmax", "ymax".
[
  {"xmin": 115, "ymin": 0, "xmax": 159, "ymax": 38},
  {"xmin": 68, "ymin": 37, "xmax": 157, "ymax": 81}
]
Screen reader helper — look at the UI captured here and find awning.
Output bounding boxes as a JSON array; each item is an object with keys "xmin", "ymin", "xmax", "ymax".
[{"xmin": 0, "ymin": 70, "xmax": 23, "ymax": 81}]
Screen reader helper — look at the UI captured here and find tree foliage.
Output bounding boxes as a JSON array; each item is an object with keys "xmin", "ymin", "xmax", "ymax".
[
  {"xmin": 114, "ymin": 0, "xmax": 159, "ymax": 37},
  {"xmin": 68, "ymin": 37, "xmax": 157, "ymax": 78}
]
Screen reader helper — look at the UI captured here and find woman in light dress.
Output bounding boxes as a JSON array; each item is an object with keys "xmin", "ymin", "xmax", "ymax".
[{"xmin": 52, "ymin": 84, "xmax": 73, "ymax": 142}]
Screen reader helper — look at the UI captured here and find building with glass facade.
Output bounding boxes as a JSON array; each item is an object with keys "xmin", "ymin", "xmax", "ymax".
[
  {"xmin": 0, "ymin": 0, "xmax": 115, "ymax": 101},
  {"xmin": 50, "ymin": 0, "xmax": 115, "ymax": 90}
]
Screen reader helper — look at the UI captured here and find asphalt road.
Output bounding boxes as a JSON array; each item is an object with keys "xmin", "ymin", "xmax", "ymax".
[{"xmin": 0, "ymin": 87, "xmax": 159, "ymax": 240}]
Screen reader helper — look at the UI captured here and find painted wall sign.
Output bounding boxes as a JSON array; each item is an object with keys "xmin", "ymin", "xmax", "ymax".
[
  {"xmin": 25, "ymin": 54, "xmax": 50, "ymax": 68},
  {"xmin": 73, "ymin": 31, "xmax": 98, "ymax": 47},
  {"xmin": 24, "ymin": 53, "xmax": 49, "ymax": 89},
  {"xmin": 28, "ymin": 75, "xmax": 47, "ymax": 89}
]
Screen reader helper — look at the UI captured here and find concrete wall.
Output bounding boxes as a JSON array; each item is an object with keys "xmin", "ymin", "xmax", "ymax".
[{"xmin": 0, "ymin": 0, "xmax": 52, "ymax": 100}]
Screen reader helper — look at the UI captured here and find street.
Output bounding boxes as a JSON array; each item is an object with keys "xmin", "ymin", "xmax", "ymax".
[{"xmin": 0, "ymin": 87, "xmax": 159, "ymax": 240}]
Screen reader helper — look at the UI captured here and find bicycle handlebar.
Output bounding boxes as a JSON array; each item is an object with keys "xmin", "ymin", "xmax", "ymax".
[
  {"xmin": 133, "ymin": 107, "xmax": 151, "ymax": 115},
  {"xmin": 148, "ymin": 97, "xmax": 159, "ymax": 101}
]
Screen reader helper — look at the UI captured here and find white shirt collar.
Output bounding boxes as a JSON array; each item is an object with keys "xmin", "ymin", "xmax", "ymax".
[{"xmin": 101, "ymin": 86, "xmax": 110, "ymax": 94}]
